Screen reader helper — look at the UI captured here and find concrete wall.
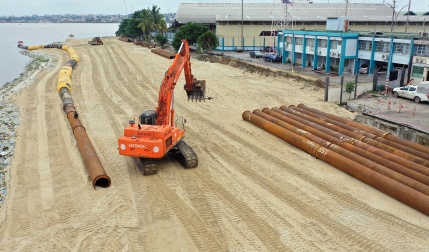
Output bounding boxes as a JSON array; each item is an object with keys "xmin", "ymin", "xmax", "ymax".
[
  {"xmin": 327, "ymin": 83, "xmax": 373, "ymax": 103},
  {"xmin": 354, "ymin": 114, "xmax": 429, "ymax": 147}
]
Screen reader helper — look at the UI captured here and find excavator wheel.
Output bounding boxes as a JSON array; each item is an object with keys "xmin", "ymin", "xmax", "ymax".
[
  {"xmin": 169, "ymin": 140, "xmax": 198, "ymax": 169},
  {"xmin": 132, "ymin": 157, "xmax": 157, "ymax": 175}
]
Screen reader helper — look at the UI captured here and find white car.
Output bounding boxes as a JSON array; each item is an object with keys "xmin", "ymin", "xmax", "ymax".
[{"xmin": 392, "ymin": 82, "xmax": 429, "ymax": 103}]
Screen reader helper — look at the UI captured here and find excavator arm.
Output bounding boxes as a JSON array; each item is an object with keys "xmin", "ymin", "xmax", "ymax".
[
  {"xmin": 155, "ymin": 40, "xmax": 206, "ymax": 127},
  {"xmin": 118, "ymin": 39, "xmax": 205, "ymax": 175}
]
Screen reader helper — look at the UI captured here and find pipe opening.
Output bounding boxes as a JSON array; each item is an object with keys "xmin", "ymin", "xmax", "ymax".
[{"xmin": 93, "ymin": 176, "xmax": 111, "ymax": 188}]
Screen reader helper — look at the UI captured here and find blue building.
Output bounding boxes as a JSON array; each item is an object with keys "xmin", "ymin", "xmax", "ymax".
[{"xmin": 278, "ymin": 19, "xmax": 429, "ymax": 86}]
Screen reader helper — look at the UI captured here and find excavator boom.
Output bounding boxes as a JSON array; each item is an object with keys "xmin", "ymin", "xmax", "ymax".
[
  {"xmin": 118, "ymin": 39, "xmax": 205, "ymax": 175},
  {"xmin": 156, "ymin": 40, "xmax": 205, "ymax": 127}
]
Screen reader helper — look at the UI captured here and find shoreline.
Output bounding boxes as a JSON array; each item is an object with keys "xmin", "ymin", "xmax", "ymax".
[{"xmin": 0, "ymin": 50, "xmax": 55, "ymax": 208}]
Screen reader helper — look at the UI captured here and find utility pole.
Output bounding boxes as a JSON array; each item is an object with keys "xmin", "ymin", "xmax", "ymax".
[
  {"xmin": 405, "ymin": 0, "xmax": 411, "ymax": 32},
  {"xmin": 387, "ymin": 0, "xmax": 397, "ymax": 33},
  {"xmin": 241, "ymin": 0, "xmax": 244, "ymax": 50},
  {"xmin": 345, "ymin": 0, "xmax": 348, "ymax": 17},
  {"xmin": 226, "ymin": 15, "xmax": 230, "ymax": 51}
]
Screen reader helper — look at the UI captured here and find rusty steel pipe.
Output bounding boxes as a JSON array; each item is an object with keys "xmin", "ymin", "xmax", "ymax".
[
  {"xmin": 261, "ymin": 108, "xmax": 429, "ymax": 186},
  {"xmin": 62, "ymin": 91, "xmax": 111, "ymax": 188},
  {"xmin": 151, "ymin": 48, "xmax": 175, "ymax": 59},
  {"xmin": 242, "ymin": 110, "xmax": 429, "ymax": 216},
  {"xmin": 275, "ymin": 106, "xmax": 429, "ymax": 178},
  {"xmin": 282, "ymin": 105, "xmax": 429, "ymax": 168},
  {"xmin": 255, "ymin": 109, "xmax": 429, "ymax": 195},
  {"xmin": 19, "ymin": 43, "xmax": 111, "ymax": 188},
  {"xmin": 290, "ymin": 105, "xmax": 429, "ymax": 162},
  {"xmin": 297, "ymin": 103, "xmax": 429, "ymax": 155}
]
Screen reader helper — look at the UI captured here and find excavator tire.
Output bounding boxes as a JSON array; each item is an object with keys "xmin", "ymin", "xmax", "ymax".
[
  {"xmin": 169, "ymin": 140, "xmax": 198, "ymax": 169},
  {"xmin": 132, "ymin": 157, "xmax": 157, "ymax": 175}
]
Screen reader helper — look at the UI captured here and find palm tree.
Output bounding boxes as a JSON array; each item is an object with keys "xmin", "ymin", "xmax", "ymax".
[
  {"xmin": 134, "ymin": 9, "xmax": 153, "ymax": 41},
  {"xmin": 133, "ymin": 5, "xmax": 166, "ymax": 41},
  {"xmin": 149, "ymin": 5, "xmax": 167, "ymax": 35}
]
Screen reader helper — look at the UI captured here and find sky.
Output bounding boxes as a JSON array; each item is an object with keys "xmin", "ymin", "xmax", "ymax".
[{"xmin": 0, "ymin": 0, "xmax": 427, "ymax": 16}]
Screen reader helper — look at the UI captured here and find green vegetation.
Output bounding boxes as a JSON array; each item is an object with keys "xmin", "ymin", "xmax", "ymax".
[
  {"xmin": 197, "ymin": 31, "xmax": 219, "ymax": 53},
  {"xmin": 345, "ymin": 82, "xmax": 355, "ymax": 94},
  {"xmin": 154, "ymin": 34, "xmax": 168, "ymax": 47},
  {"xmin": 116, "ymin": 9, "xmax": 217, "ymax": 52},
  {"xmin": 171, "ymin": 22, "xmax": 210, "ymax": 50},
  {"xmin": 345, "ymin": 81, "xmax": 355, "ymax": 101},
  {"xmin": 116, "ymin": 5, "xmax": 167, "ymax": 40}
]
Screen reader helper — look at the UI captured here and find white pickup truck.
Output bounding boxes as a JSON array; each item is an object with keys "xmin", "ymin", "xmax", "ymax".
[{"xmin": 392, "ymin": 81, "xmax": 429, "ymax": 103}]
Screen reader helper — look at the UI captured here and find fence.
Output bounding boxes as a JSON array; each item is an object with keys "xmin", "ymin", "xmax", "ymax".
[{"xmin": 324, "ymin": 74, "xmax": 377, "ymax": 103}]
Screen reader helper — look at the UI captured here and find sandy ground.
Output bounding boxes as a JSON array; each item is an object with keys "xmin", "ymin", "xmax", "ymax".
[{"xmin": 1, "ymin": 37, "xmax": 429, "ymax": 251}]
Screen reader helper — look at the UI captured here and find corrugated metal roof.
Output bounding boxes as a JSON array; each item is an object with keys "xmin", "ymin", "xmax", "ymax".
[{"xmin": 174, "ymin": 3, "xmax": 427, "ymax": 23}]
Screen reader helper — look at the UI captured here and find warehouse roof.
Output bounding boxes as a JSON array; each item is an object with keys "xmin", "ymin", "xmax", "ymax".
[{"xmin": 175, "ymin": 3, "xmax": 429, "ymax": 24}]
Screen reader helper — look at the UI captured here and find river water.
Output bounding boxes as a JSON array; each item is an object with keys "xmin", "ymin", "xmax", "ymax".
[{"xmin": 0, "ymin": 23, "xmax": 119, "ymax": 87}]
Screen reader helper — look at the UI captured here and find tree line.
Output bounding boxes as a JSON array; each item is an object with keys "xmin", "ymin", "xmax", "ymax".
[{"xmin": 115, "ymin": 5, "xmax": 218, "ymax": 52}]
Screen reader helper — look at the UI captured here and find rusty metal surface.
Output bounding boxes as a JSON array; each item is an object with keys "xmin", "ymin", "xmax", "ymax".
[
  {"xmin": 293, "ymin": 104, "xmax": 429, "ymax": 162},
  {"xmin": 151, "ymin": 48, "xmax": 175, "ymax": 59},
  {"xmin": 242, "ymin": 110, "xmax": 429, "ymax": 216},
  {"xmin": 285, "ymin": 105, "xmax": 429, "ymax": 168},
  {"xmin": 262, "ymin": 108, "xmax": 429, "ymax": 185},
  {"xmin": 276, "ymin": 106, "xmax": 429, "ymax": 177},
  {"xmin": 254, "ymin": 109, "xmax": 429, "ymax": 195},
  {"xmin": 63, "ymin": 103, "xmax": 111, "ymax": 188},
  {"xmin": 297, "ymin": 103, "xmax": 429, "ymax": 156}
]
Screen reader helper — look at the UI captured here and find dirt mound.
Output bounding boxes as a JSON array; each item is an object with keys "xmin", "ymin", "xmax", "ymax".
[{"xmin": 195, "ymin": 54, "xmax": 325, "ymax": 88}]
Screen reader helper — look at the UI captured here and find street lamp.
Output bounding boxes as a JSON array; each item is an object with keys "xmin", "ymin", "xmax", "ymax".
[
  {"xmin": 405, "ymin": 0, "xmax": 411, "ymax": 32},
  {"xmin": 386, "ymin": 0, "xmax": 396, "ymax": 33},
  {"xmin": 395, "ymin": 4, "xmax": 410, "ymax": 31}
]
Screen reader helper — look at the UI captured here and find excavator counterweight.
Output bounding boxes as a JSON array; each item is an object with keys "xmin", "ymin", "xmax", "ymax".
[{"xmin": 118, "ymin": 40, "xmax": 206, "ymax": 175}]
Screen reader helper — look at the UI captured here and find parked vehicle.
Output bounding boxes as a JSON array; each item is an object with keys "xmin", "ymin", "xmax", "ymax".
[
  {"xmin": 263, "ymin": 53, "xmax": 281, "ymax": 62},
  {"xmin": 392, "ymin": 82, "xmax": 429, "ymax": 103},
  {"xmin": 235, "ymin": 47, "xmax": 243, "ymax": 52},
  {"xmin": 359, "ymin": 63, "xmax": 387, "ymax": 74},
  {"xmin": 249, "ymin": 50, "xmax": 263, "ymax": 58}
]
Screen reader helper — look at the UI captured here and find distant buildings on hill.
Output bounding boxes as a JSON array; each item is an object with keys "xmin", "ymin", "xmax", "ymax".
[{"xmin": 0, "ymin": 13, "xmax": 176, "ymax": 24}]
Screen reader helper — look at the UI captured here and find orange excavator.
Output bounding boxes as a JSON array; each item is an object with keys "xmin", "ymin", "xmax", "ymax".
[{"xmin": 118, "ymin": 40, "xmax": 206, "ymax": 175}]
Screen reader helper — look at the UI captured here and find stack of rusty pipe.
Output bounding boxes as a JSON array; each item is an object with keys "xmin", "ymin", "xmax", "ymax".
[
  {"xmin": 151, "ymin": 48, "xmax": 175, "ymax": 59},
  {"xmin": 19, "ymin": 42, "xmax": 111, "ymax": 188},
  {"xmin": 242, "ymin": 104, "xmax": 429, "ymax": 215}
]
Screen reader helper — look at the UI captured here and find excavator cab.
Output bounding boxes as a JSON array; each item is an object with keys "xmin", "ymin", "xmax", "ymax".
[
  {"xmin": 140, "ymin": 110, "xmax": 157, "ymax": 125},
  {"xmin": 186, "ymin": 79, "xmax": 206, "ymax": 101}
]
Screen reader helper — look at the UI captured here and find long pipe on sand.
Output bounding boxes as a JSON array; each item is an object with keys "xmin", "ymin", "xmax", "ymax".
[{"xmin": 19, "ymin": 42, "xmax": 111, "ymax": 188}]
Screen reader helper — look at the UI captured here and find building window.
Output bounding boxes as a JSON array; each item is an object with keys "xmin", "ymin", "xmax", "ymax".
[
  {"xmin": 286, "ymin": 36, "xmax": 292, "ymax": 44},
  {"xmin": 359, "ymin": 41, "xmax": 372, "ymax": 51},
  {"xmin": 394, "ymin": 43, "xmax": 403, "ymax": 54},
  {"xmin": 411, "ymin": 66, "xmax": 424, "ymax": 78},
  {"xmin": 403, "ymin": 44, "xmax": 410, "ymax": 54},
  {"xmin": 383, "ymin": 42, "xmax": 390, "ymax": 52},
  {"xmin": 306, "ymin": 38, "xmax": 315, "ymax": 47},
  {"xmin": 295, "ymin": 37, "xmax": 303, "ymax": 45},
  {"xmin": 376, "ymin": 41, "xmax": 384, "ymax": 52},
  {"xmin": 414, "ymin": 44, "xmax": 428, "ymax": 56},
  {"xmin": 359, "ymin": 41, "xmax": 366, "ymax": 50},
  {"xmin": 318, "ymin": 39, "xmax": 327, "ymax": 48},
  {"xmin": 331, "ymin": 57, "xmax": 339, "ymax": 66}
]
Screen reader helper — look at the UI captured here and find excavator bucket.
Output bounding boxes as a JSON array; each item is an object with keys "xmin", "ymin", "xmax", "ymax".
[{"xmin": 187, "ymin": 79, "xmax": 206, "ymax": 102}]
